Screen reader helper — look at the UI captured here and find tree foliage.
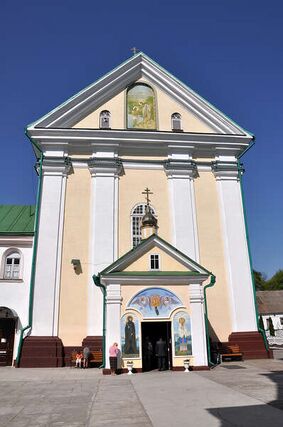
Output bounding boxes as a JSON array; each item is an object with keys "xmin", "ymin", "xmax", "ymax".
[{"xmin": 253, "ymin": 269, "xmax": 283, "ymax": 291}]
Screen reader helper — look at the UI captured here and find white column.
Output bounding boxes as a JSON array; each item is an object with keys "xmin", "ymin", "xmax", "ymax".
[
  {"xmin": 165, "ymin": 160, "xmax": 199, "ymax": 261},
  {"xmin": 104, "ymin": 284, "xmax": 122, "ymax": 369},
  {"xmin": 190, "ymin": 283, "xmax": 208, "ymax": 366},
  {"xmin": 32, "ymin": 157, "xmax": 71, "ymax": 336},
  {"xmin": 88, "ymin": 158, "xmax": 123, "ymax": 335},
  {"xmin": 213, "ymin": 161, "xmax": 257, "ymax": 332}
]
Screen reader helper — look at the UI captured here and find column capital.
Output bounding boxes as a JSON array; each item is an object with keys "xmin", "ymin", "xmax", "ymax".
[
  {"xmin": 164, "ymin": 160, "xmax": 198, "ymax": 179},
  {"xmin": 189, "ymin": 283, "xmax": 204, "ymax": 304},
  {"xmin": 212, "ymin": 161, "xmax": 241, "ymax": 181},
  {"xmin": 88, "ymin": 158, "xmax": 124, "ymax": 177},
  {"xmin": 106, "ymin": 284, "xmax": 122, "ymax": 305},
  {"xmin": 37, "ymin": 157, "xmax": 72, "ymax": 177}
]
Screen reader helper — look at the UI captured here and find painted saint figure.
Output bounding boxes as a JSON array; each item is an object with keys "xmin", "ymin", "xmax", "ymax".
[
  {"xmin": 178, "ymin": 317, "xmax": 189, "ymax": 343},
  {"xmin": 124, "ymin": 315, "xmax": 137, "ymax": 354}
]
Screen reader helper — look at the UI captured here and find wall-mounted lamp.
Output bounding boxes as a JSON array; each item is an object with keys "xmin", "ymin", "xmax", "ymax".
[{"xmin": 71, "ymin": 259, "xmax": 82, "ymax": 273}]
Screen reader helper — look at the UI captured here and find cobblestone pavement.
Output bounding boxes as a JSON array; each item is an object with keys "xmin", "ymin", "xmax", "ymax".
[{"xmin": 0, "ymin": 359, "xmax": 283, "ymax": 426}]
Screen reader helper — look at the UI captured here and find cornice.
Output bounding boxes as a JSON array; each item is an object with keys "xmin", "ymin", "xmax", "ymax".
[
  {"xmin": 27, "ymin": 128, "xmax": 252, "ymax": 158},
  {"xmin": 101, "ymin": 275, "xmax": 208, "ymax": 286},
  {"xmin": 0, "ymin": 235, "xmax": 34, "ymax": 247}
]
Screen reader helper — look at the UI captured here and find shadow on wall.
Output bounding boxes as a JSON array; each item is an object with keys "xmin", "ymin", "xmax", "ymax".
[{"xmin": 207, "ymin": 371, "xmax": 283, "ymax": 426}]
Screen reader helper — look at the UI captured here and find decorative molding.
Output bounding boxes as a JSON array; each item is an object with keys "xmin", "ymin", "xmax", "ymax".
[
  {"xmin": 101, "ymin": 275, "xmax": 208, "ymax": 286},
  {"xmin": 106, "ymin": 284, "xmax": 122, "ymax": 305},
  {"xmin": 164, "ymin": 159, "xmax": 198, "ymax": 179},
  {"xmin": 88, "ymin": 158, "xmax": 124, "ymax": 177},
  {"xmin": 189, "ymin": 284, "xmax": 204, "ymax": 304},
  {"xmin": 212, "ymin": 161, "xmax": 239, "ymax": 181},
  {"xmin": 39, "ymin": 157, "xmax": 73, "ymax": 177}
]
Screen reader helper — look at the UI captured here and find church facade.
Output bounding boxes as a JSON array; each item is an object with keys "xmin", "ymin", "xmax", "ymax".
[{"xmin": 1, "ymin": 53, "xmax": 269, "ymax": 370}]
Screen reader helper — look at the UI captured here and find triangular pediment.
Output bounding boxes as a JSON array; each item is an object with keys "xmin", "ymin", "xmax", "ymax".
[
  {"xmin": 27, "ymin": 52, "xmax": 252, "ymax": 137},
  {"xmin": 100, "ymin": 234, "xmax": 211, "ymax": 277}
]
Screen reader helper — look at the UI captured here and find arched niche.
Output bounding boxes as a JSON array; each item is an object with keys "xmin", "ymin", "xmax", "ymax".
[{"xmin": 127, "ymin": 83, "xmax": 156, "ymax": 129}]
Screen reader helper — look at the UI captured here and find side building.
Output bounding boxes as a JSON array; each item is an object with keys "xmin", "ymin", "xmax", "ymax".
[{"xmin": 0, "ymin": 206, "xmax": 34, "ymax": 366}]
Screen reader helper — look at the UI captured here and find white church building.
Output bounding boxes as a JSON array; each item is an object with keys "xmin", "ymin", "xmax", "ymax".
[{"xmin": 0, "ymin": 53, "xmax": 270, "ymax": 371}]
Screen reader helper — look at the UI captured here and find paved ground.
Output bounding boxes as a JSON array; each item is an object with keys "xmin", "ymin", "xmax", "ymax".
[{"xmin": 0, "ymin": 359, "xmax": 283, "ymax": 426}]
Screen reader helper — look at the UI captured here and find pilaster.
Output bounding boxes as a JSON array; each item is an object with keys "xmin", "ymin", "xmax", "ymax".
[
  {"xmin": 88, "ymin": 158, "xmax": 123, "ymax": 336},
  {"xmin": 105, "ymin": 284, "xmax": 122, "ymax": 369},
  {"xmin": 164, "ymin": 159, "xmax": 199, "ymax": 261},
  {"xmin": 189, "ymin": 283, "xmax": 208, "ymax": 366},
  {"xmin": 212, "ymin": 161, "xmax": 257, "ymax": 332},
  {"xmin": 32, "ymin": 157, "xmax": 72, "ymax": 336}
]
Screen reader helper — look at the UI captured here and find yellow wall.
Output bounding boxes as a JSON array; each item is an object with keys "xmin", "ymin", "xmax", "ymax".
[
  {"xmin": 73, "ymin": 91, "xmax": 125, "ymax": 129},
  {"xmin": 194, "ymin": 171, "xmax": 232, "ymax": 341},
  {"xmin": 119, "ymin": 168, "xmax": 171, "ymax": 256},
  {"xmin": 124, "ymin": 246, "xmax": 190, "ymax": 272},
  {"xmin": 73, "ymin": 78, "xmax": 215, "ymax": 133},
  {"xmin": 58, "ymin": 168, "xmax": 90, "ymax": 345}
]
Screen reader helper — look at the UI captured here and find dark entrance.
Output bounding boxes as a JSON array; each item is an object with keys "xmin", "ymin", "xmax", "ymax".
[
  {"xmin": 0, "ymin": 307, "xmax": 16, "ymax": 367},
  {"xmin": 141, "ymin": 321, "xmax": 172, "ymax": 372}
]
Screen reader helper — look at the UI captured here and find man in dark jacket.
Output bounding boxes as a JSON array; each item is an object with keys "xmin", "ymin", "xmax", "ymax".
[{"xmin": 155, "ymin": 337, "xmax": 167, "ymax": 371}]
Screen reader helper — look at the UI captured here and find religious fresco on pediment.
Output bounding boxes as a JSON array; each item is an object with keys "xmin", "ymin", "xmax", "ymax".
[
  {"xmin": 121, "ymin": 313, "xmax": 140, "ymax": 358},
  {"xmin": 127, "ymin": 84, "xmax": 156, "ymax": 129},
  {"xmin": 173, "ymin": 311, "xmax": 192, "ymax": 356},
  {"xmin": 127, "ymin": 288, "xmax": 183, "ymax": 318}
]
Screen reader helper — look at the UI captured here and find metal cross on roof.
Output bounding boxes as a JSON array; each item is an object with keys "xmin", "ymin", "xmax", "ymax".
[
  {"xmin": 130, "ymin": 47, "xmax": 139, "ymax": 55},
  {"xmin": 142, "ymin": 187, "xmax": 153, "ymax": 205}
]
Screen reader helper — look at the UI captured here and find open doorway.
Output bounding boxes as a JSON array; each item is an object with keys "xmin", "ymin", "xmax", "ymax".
[
  {"xmin": 141, "ymin": 321, "xmax": 172, "ymax": 372},
  {"xmin": 0, "ymin": 307, "xmax": 16, "ymax": 366}
]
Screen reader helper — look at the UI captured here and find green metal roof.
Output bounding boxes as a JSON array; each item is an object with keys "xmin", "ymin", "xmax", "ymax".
[{"xmin": 0, "ymin": 205, "xmax": 35, "ymax": 234}]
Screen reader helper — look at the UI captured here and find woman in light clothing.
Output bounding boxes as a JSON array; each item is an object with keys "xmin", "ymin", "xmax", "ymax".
[{"xmin": 109, "ymin": 342, "xmax": 119, "ymax": 375}]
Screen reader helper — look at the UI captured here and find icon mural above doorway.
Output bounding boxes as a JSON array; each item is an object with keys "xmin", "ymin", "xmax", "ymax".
[
  {"xmin": 128, "ymin": 288, "xmax": 183, "ymax": 318},
  {"xmin": 173, "ymin": 311, "xmax": 192, "ymax": 356}
]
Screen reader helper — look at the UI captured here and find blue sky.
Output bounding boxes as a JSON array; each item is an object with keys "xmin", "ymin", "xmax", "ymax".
[{"xmin": 1, "ymin": 0, "xmax": 282, "ymax": 278}]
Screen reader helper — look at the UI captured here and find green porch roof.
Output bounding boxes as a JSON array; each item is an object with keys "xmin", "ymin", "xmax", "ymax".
[{"xmin": 0, "ymin": 205, "xmax": 35, "ymax": 234}]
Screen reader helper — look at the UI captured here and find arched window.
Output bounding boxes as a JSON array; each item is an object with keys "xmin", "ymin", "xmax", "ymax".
[
  {"xmin": 3, "ymin": 251, "xmax": 21, "ymax": 280},
  {"xmin": 131, "ymin": 204, "xmax": 156, "ymax": 247},
  {"xmin": 99, "ymin": 110, "xmax": 111, "ymax": 129},
  {"xmin": 171, "ymin": 112, "xmax": 182, "ymax": 131},
  {"xmin": 127, "ymin": 83, "xmax": 156, "ymax": 129}
]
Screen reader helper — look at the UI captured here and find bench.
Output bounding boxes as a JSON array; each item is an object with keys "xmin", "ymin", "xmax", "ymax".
[
  {"xmin": 70, "ymin": 350, "xmax": 103, "ymax": 367},
  {"xmin": 89, "ymin": 351, "xmax": 103, "ymax": 366},
  {"xmin": 220, "ymin": 344, "xmax": 243, "ymax": 362}
]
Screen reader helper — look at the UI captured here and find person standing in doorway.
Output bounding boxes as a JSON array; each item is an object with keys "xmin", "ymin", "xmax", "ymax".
[{"xmin": 155, "ymin": 337, "xmax": 167, "ymax": 371}]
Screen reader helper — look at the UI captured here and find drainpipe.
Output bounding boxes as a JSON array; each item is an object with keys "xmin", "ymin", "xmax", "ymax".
[
  {"xmin": 15, "ymin": 138, "xmax": 44, "ymax": 366},
  {"xmin": 236, "ymin": 153, "xmax": 269, "ymax": 351},
  {"xmin": 92, "ymin": 273, "xmax": 106, "ymax": 368},
  {"xmin": 203, "ymin": 274, "xmax": 216, "ymax": 367}
]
